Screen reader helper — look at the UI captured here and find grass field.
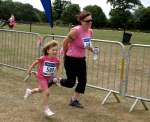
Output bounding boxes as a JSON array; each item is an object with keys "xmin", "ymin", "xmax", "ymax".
[
  {"xmin": 2, "ymin": 23, "xmax": 150, "ymax": 44},
  {"xmin": 0, "ymin": 24, "xmax": 150, "ymax": 122},
  {"xmin": 0, "ymin": 66, "xmax": 150, "ymax": 122}
]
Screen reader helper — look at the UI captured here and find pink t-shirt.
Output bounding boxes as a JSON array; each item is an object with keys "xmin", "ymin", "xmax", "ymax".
[
  {"xmin": 37, "ymin": 56, "xmax": 60, "ymax": 81},
  {"xmin": 9, "ymin": 17, "xmax": 16, "ymax": 26},
  {"xmin": 66, "ymin": 25, "xmax": 93, "ymax": 58}
]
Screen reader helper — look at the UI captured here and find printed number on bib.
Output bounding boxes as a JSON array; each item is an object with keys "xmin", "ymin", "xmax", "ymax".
[
  {"xmin": 43, "ymin": 61, "xmax": 56, "ymax": 76},
  {"xmin": 83, "ymin": 37, "xmax": 91, "ymax": 48}
]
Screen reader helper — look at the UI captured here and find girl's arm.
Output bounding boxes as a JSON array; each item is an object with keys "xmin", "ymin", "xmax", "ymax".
[{"xmin": 27, "ymin": 59, "xmax": 39, "ymax": 75}]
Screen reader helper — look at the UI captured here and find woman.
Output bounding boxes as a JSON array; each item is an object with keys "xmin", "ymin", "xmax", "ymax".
[{"xmin": 60, "ymin": 11, "xmax": 94, "ymax": 108}]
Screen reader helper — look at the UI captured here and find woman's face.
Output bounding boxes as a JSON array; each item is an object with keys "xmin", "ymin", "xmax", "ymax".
[{"xmin": 81, "ymin": 15, "xmax": 93, "ymax": 29}]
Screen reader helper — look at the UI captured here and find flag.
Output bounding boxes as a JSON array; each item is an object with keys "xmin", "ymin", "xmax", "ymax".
[{"xmin": 40, "ymin": 0, "xmax": 53, "ymax": 28}]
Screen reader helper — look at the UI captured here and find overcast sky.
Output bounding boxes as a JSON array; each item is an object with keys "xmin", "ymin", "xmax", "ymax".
[{"xmin": 13, "ymin": 0, "xmax": 150, "ymax": 18}]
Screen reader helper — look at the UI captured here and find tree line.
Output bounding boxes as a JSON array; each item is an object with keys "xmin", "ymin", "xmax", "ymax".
[{"xmin": 0, "ymin": 0, "xmax": 150, "ymax": 30}]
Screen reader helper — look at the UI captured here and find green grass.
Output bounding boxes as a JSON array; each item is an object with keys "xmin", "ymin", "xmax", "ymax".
[{"xmin": 9, "ymin": 23, "xmax": 150, "ymax": 45}]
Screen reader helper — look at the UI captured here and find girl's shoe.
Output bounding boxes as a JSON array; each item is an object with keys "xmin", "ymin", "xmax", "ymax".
[
  {"xmin": 44, "ymin": 108, "xmax": 55, "ymax": 117},
  {"xmin": 48, "ymin": 77, "xmax": 61, "ymax": 87},
  {"xmin": 24, "ymin": 88, "xmax": 32, "ymax": 100}
]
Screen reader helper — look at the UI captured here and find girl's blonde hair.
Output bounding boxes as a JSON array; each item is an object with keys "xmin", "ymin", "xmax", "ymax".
[{"xmin": 42, "ymin": 40, "xmax": 58, "ymax": 55}]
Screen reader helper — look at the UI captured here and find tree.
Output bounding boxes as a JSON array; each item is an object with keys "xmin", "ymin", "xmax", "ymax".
[
  {"xmin": 0, "ymin": 0, "xmax": 16, "ymax": 19},
  {"xmin": 107, "ymin": 0, "xmax": 142, "ymax": 10},
  {"xmin": 134, "ymin": 7, "xmax": 150, "ymax": 30},
  {"xmin": 109, "ymin": 8, "xmax": 133, "ymax": 28},
  {"xmin": 53, "ymin": 0, "xmax": 71, "ymax": 20},
  {"xmin": 84, "ymin": 5, "xmax": 107, "ymax": 28},
  {"xmin": 107, "ymin": 0, "xmax": 142, "ymax": 28},
  {"xmin": 61, "ymin": 4, "xmax": 80, "ymax": 25},
  {"xmin": 0, "ymin": 0, "xmax": 45, "ymax": 22}
]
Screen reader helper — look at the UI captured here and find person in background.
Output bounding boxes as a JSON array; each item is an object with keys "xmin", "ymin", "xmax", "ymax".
[
  {"xmin": 24, "ymin": 40, "xmax": 60, "ymax": 117},
  {"xmin": 60, "ymin": 11, "xmax": 94, "ymax": 108},
  {"xmin": 0, "ymin": 14, "xmax": 16, "ymax": 28},
  {"xmin": 8, "ymin": 14, "xmax": 16, "ymax": 29}
]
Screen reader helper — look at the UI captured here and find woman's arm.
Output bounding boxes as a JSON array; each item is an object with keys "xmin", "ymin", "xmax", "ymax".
[
  {"xmin": 63, "ymin": 29, "xmax": 77, "ymax": 55},
  {"xmin": 87, "ymin": 46, "xmax": 94, "ymax": 52},
  {"xmin": 87, "ymin": 29, "xmax": 94, "ymax": 52},
  {"xmin": 56, "ymin": 62, "xmax": 60, "ymax": 77}
]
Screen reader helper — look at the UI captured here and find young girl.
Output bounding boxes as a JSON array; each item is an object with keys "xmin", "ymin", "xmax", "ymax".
[{"xmin": 24, "ymin": 40, "xmax": 60, "ymax": 117}]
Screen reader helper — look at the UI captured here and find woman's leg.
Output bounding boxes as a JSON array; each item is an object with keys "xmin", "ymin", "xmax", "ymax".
[
  {"xmin": 75, "ymin": 58, "xmax": 87, "ymax": 94},
  {"xmin": 70, "ymin": 58, "xmax": 86, "ymax": 108},
  {"xmin": 60, "ymin": 56, "xmax": 76, "ymax": 88}
]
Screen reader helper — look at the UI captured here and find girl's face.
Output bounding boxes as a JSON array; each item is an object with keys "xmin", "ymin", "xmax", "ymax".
[{"xmin": 47, "ymin": 46, "xmax": 58, "ymax": 56}]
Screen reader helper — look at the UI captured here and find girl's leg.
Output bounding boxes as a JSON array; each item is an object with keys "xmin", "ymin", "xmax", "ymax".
[
  {"xmin": 43, "ymin": 89, "xmax": 55, "ymax": 116},
  {"xmin": 31, "ymin": 87, "xmax": 42, "ymax": 94},
  {"xmin": 43, "ymin": 89, "xmax": 50, "ymax": 107},
  {"xmin": 24, "ymin": 87, "xmax": 42, "ymax": 100}
]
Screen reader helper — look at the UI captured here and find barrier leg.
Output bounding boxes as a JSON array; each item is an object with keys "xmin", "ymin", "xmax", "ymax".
[
  {"xmin": 113, "ymin": 92, "xmax": 120, "ymax": 103},
  {"xmin": 102, "ymin": 90, "xmax": 120, "ymax": 105},
  {"xmin": 102, "ymin": 90, "xmax": 112, "ymax": 105},
  {"xmin": 141, "ymin": 100, "xmax": 149, "ymax": 111},
  {"xmin": 129, "ymin": 98, "xmax": 139, "ymax": 112}
]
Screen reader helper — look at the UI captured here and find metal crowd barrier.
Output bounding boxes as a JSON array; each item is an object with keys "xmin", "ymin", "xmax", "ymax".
[
  {"xmin": 0, "ymin": 29, "xmax": 150, "ymax": 112},
  {"xmin": 0, "ymin": 29, "xmax": 41, "ymax": 70},
  {"xmin": 125, "ymin": 44, "xmax": 150, "ymax": 112},
  {"xmin": 43, "ymin": 35, "xmax": 126, "ymax": 106}
]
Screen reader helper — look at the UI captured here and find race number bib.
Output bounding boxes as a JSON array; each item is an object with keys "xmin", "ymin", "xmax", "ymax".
[
  {"xmin": 82, "ymin": 37, "xmax": 92, "ymax": 48},
  {"xmin": 43, "ymin": 61, "xmax": 56, "ymax": 76}
]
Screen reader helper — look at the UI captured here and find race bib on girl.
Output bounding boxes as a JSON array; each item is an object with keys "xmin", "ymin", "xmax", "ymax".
[
  {"xmin": 43, "ymin": 61, "xmax": 56, "ymax": 76},
  {"xmin": 82, "ymin": 37, "xmax": 92, "ymax": 48}
]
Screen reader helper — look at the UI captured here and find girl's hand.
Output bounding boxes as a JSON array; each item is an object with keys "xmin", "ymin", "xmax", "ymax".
[
  {"xmin": 53, "ymin": 77, "xmax": 61, "ymax": 87},
  {"xmin": 53, "ymin": 77, "xmax": 58, "ymax": 83},
  {"xmin": 27, "ymin": 70, "xmax": 32, "ymax": 76}
]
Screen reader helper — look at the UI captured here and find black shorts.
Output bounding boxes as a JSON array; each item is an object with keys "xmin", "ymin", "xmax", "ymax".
[{"xmin": 63, "ymin": 56, "xmax": 87, "ymax": 93}]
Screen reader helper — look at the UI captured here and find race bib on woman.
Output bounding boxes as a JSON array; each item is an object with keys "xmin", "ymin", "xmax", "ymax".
[
  {"xmin": 43, "ymin": 61, "xmax": 56, "ymax": 76},
  {"xmin": 82, "ymin": 37, "xmax": 92, "ymax": 48}
]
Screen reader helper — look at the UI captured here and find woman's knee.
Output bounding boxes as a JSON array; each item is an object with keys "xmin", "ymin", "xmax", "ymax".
[
  {"xmin": 60, "ymin": 79, "xmax": 76, "ymax": 88},
  {"xmin": 69, "ymin": 81, "xmax": 76, "ymax": 87},
  {"xmin": 75, "ymin": 81, "xmax": 86, "ymax": 93}
]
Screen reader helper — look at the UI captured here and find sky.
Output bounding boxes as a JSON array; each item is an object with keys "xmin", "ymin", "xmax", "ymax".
[{"xmin": 13, "ymin": 0, "xmax": 150, "ymax": 18}]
